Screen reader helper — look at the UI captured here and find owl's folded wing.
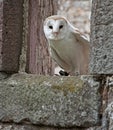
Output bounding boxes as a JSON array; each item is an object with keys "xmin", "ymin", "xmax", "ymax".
[{"xmin": 68, "ymin": 22, "xmax": 89, "ymax": 44}]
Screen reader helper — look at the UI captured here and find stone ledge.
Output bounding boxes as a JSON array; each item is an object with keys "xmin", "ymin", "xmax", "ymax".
[
  {"xmin": 0, "ymin": 123, "xmax": 93, "ymax": 130},
  {"xmin": 0, "ymin": 74, "xmax": 101, "ymax": 128}
]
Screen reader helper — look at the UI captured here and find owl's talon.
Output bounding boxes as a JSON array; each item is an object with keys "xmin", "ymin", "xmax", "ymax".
[{"xmin": 59, "ymin": 70, "xmax": 69, "ymax": 76}]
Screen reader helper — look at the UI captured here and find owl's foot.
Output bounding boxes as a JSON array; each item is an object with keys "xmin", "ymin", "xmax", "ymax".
[{"xmin": 59, "ymin": 70, "xmax": 69, "ymax": 76}]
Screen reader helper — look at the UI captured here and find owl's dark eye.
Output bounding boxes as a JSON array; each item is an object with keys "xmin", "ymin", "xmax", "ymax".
[
  {"xmin": 49, "ymin": 25, "xmax": 53, "ymax": 29},
  {"xmin": 59, "ymin": 25, "xmax": 63, "ymax": 29}
]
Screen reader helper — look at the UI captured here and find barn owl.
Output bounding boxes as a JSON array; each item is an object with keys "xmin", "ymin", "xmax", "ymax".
[{"xmin": 43, "ymin": 15, "xmax": 90, "ymax": 76}]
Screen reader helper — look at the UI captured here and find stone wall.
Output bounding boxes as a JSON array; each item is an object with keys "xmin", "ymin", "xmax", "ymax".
[
  {"xmin": 0, "ymin": 0, "xmax": 23, "ymax": 73},
  {"xmin": 0, "ymin": 0, "xmax": 113, "ymax": 130},
  {"xmin": 90, "ymin": 0, "xmax": 113, "ymax": 74},
  {"xmin": 0, "ymin": 74, "xmax": 101, "ymax": 130},
  {"xmin": 0, "ymin": 74, "xmax": 113, "ymax": 130}
]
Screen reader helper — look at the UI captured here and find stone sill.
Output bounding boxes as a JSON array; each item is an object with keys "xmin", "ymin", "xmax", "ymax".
[{"xmin": 0, "ymin": 74, "xmax": 101, "ymax": 128}]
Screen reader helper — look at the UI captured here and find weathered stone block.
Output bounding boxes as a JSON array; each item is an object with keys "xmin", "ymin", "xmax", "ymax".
[
  {"xmin": 0, "ymin": 74, "xmax": 101, "ymax": 128},
  {"xmin": 0, "ymin": 0, "xmax": 23, "ymax": 73},
  {"xmin": 90, "ymin": 0, "xmax": 113, "ymax": 74}
]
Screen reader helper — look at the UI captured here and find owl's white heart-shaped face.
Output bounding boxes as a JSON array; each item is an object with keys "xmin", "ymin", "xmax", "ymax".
[{"xmin": 43, "ymin": 16, "xmax": 68, "ymax": 40}]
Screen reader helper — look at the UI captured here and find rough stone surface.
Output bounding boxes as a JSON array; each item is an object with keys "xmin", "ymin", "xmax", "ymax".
[
  {"xmin": 0, "ymin": 74, "xmax": 101, "ymax": 128},
  {"xmin": 0, "ymin": 1, "xmax": 3, "ymax": 69},
  {"xmin": 19, "ymin": 0, "xmax": 28, "ymax": 73},
  {"xmin": 0, "ymin": 0, "xmax": 23, "ymax": 73},
  {"xmin": 105, "ymin": 76, "xmax": 113, "ymax": 130},
  {"xmin": 95, "ymin": 76, "xmax": 113, "ymax": 130},
  {"xmin": 90, "ymin": 0, "xmax": 113, "ymax": 74},
  {"xmin": 0, "ymin": 72, "xmax": 10, "ymax": 80}
]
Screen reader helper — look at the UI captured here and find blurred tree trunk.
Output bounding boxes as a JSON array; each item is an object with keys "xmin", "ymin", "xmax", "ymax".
[{"xmin": 26, "ymin": 0, "xmax": 58, "ymax": 75}]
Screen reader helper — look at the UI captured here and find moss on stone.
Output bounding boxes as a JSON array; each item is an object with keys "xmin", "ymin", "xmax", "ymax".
[{"xmin": 51, "ymin": 77, "xmax": 84, "ymax": 95}]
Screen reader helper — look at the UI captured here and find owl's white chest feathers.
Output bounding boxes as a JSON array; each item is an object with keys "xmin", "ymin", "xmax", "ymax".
[{"xmin": 48, "ymin": 33, "xmax": 79, "ymax": 72}]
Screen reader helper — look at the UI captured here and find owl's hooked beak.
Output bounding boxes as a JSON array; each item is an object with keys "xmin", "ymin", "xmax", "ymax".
[{"xmin": 53, "ymin": 31, "xmax": 59, "ymax": 37}]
